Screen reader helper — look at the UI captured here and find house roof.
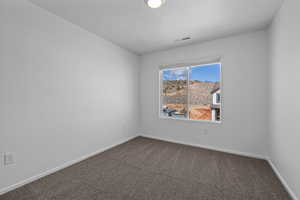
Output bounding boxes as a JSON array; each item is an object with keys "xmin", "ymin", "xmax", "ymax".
[
  {"xmin": 211, "ymin": 104, "xmax": 221, "ymax": 109},
  {"xmin": 211, "ymin": 87, "xmax": 220, "ymax": 94}
]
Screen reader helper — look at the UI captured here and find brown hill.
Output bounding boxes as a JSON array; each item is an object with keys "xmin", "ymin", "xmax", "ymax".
[{"xmin": 162, "ymin": 80, "xmax": 219, "ymax": 106}]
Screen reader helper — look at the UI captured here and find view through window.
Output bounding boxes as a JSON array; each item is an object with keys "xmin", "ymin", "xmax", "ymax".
[{"xmin": 160, "ymin": 63, "xmax": 221, "ymax": 122}]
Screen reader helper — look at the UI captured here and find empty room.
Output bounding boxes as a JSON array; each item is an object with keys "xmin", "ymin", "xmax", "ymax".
[{"xmin": 0, "ymin": 0, "xmax": 299, "ymax": 199}]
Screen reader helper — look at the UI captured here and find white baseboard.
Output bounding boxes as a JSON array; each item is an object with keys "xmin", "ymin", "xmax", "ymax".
[
  {"xmin": 267, "ymin": 159, "xmax": 298, "ymax": 200},
  {"xmin": 141, "ymin": 134, "xmax": 266, "ymax": 160},
  {"xmin": 0, "ymin": 135, "xmax": 137, "ymax": 196}
]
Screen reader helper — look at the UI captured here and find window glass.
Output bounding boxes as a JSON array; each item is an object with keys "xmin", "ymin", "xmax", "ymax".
[
  {"xmin": 160, "ymin": 68, "xmax": 188, "ymax": 119},
  {"xmin": 188, "ymin": 64, "xmax": 221, "ymax": 121}
]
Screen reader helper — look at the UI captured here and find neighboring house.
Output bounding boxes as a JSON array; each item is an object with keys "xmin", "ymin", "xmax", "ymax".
[{"xmin": 211, "ymin": 88, "xmax": 221, "ymax": 121}]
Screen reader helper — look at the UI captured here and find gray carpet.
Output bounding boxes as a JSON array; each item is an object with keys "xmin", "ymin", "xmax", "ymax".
[{"xmin": 0, "ymin": 137, "xmax": 291, "ymax": 200}]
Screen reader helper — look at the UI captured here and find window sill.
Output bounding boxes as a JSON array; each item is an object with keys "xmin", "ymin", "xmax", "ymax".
[{"xmin": 159, "ymin": 116, "xmax": 222, "ymax": 124}]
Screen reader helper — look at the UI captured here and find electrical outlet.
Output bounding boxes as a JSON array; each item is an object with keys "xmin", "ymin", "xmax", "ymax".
[{"xmin": 4, "ymin": 152, "xmax": 14, "ymax": 166}]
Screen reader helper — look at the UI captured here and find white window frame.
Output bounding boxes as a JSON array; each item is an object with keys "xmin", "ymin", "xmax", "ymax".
[{"xmin": 159, "ymin": 61, "xmax": 222, "ymax": 124}]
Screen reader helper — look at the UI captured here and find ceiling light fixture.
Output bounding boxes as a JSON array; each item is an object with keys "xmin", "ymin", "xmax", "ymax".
[{"xmin": 145, "ymin": 0, "xmax": 166, "ymax": 8}]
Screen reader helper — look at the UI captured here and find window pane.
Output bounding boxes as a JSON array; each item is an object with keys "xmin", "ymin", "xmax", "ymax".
[
  {"xmin": 188, "ymin": 64, "xmax": 221, "ymax": 121},
  {"xmin": 160, "ymin": 68, "xmax": 188, "ymax": 119}
]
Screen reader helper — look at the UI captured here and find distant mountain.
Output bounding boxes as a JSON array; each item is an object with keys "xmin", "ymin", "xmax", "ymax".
[{"xmin": 162, "ymin": 80, "xmax": 219, "ymax": 105}]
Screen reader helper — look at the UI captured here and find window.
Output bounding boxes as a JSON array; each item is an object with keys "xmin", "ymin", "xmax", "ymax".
[
  {"xmin": 216, "ymin": 93, "xmax": 221, "ymax": 104},
  {"xmin": 160, "ymin": 63, "xmax": 221, "ymax": 122}
]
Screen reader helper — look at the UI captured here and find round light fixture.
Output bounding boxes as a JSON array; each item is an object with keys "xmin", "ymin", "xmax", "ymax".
[{"xmin": 145, "ymin": 0, "xmax": 166, "ymax": 8}]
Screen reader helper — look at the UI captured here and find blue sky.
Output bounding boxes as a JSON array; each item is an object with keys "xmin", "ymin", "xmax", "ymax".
[{"xmin": 163, "ymin": 63, "xmax": 221, "ymax": 82}]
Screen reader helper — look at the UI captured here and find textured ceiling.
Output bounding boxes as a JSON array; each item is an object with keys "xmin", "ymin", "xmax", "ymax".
[{"xmin": 29, "ymin": 0, "xmax": 283, "ymax": 54}]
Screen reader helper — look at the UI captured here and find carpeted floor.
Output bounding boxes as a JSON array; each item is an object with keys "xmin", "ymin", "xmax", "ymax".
[{"xmin": 0, "ymin": 137, "xmax": 291, "ymax": 200}]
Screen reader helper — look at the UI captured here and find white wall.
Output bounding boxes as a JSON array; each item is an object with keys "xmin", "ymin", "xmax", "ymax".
[
  {"xmin": 140, "ymin": 30, "xmax": 269, "ymax": 158},
  {"xmin": 0, "ymin": 0, "xmax": 139, "ymax": 192},
  {"xmin": 269, "ymin": 0, "xmax": 300, "ymax": 199}
]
